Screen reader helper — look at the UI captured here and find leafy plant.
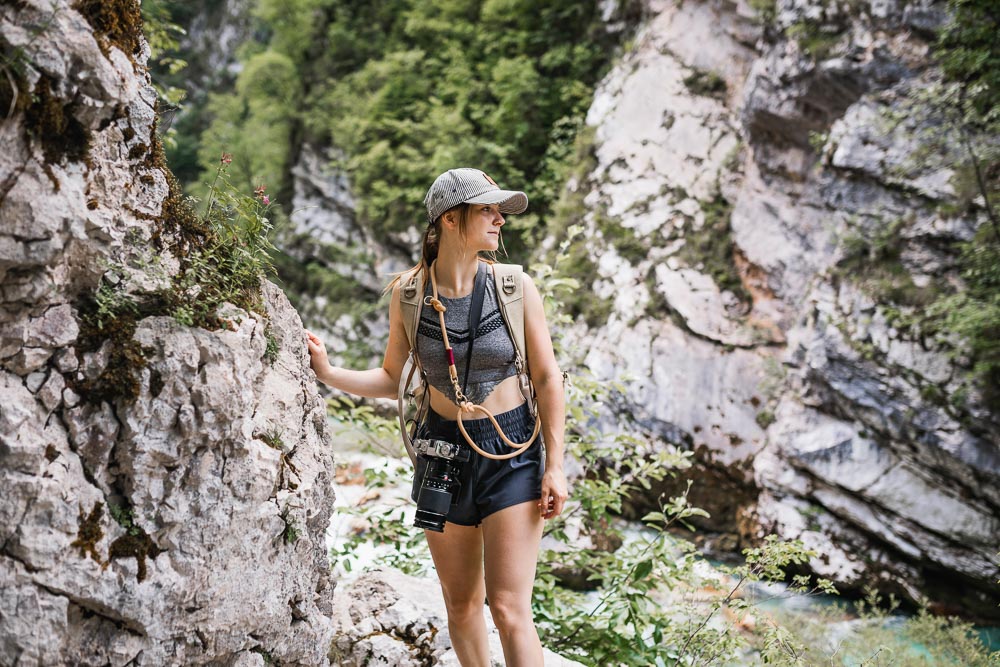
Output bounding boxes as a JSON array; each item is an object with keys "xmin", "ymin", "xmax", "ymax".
[{"xmin": 165, "ymin": 156, "xmax": 279, "ymax": 327}]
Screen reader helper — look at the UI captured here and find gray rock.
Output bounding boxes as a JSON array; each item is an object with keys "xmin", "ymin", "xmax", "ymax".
[
  {"xmin": 0, "ymin": 1, "xmax": 338, "ymax": 663},
  {"xmin": 330, "ymin": 567, "xmax": 585, "ymax": 667},
  {"xmin": 551, "ymin": 0, "xmax": 1000, "ymax": 620}
]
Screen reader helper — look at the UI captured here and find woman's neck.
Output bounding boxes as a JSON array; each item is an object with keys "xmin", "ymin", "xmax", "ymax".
[{"xmin": 433, "ymin": 241, "xmax": 482, "ymax": 298}]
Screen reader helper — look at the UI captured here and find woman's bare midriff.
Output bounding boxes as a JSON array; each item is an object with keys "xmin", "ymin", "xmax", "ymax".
[{"xmin": 426, "ymin": 374, "xmax": 526, "ymax": 421}]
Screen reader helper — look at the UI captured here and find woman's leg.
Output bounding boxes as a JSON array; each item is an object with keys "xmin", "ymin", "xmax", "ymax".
[
  {"xmin": 482, "ymin": 500, "xmax": 545, "ymax": 667},
  {"xmin": 425, "ymin": 523, "xmax": 491, "ymax": 667}
]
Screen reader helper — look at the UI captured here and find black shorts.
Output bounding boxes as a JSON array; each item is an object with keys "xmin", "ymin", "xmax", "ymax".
[{"xmin": 410, "ymin": 402, "xmax": 544, "ymax": 527}]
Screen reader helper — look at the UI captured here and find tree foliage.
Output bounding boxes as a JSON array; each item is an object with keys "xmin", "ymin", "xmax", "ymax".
[
  {"xmin": 926, "ymin": 0, "xmax": 1000, "ymax": 409},
  {"xmin": 194, "ymin": 0, "xmax": 628, "ymax": 255}
]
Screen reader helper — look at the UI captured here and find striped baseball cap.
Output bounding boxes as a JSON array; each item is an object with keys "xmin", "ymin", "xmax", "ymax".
[{"xmin": 423, "ymin": 168, "xmax": 528, "ymax": 224}]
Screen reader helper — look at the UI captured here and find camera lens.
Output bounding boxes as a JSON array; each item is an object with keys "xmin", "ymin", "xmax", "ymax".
[{"xmin": 413, "ymin": 456, "xmax": 461, "ymax": 533}]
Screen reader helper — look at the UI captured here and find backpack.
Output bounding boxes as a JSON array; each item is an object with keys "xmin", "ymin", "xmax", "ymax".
[{"xmin": 395, "ymin": 262, "xmax": 534, "ymax": 465}]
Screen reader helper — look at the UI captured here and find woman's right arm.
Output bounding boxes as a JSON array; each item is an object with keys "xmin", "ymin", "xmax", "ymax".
[{"xmin": 305, "ymin": 284, "xmax": 411, "ymax": 400}]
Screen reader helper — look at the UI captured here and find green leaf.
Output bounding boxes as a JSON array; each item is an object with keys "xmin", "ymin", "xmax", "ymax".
[{"xmin": 632, "ymin": 559, "xmax": 653, "ymax": 582}]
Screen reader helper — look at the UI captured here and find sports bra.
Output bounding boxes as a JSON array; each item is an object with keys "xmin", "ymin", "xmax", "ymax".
[{"xmin": 415, "ymin": 269, "xmax": 518, "ymax": 404}]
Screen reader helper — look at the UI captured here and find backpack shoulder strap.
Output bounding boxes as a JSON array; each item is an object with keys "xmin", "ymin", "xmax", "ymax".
[
  {"xmin": 396, "ymin": 267, "xmax": 428, "ymax": 465},
  {"xmin": 397, "ymin": 267, "xmax": 425, "ymax": 352},
  {"xmin": 491, "ymin": 263, "xmax": 527, "ymax": 372}
]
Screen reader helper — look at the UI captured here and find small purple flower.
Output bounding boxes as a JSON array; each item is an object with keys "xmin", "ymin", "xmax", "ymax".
[{"xmin": 262, "ymin": 194, "xmax": 270, "ymax": 206}]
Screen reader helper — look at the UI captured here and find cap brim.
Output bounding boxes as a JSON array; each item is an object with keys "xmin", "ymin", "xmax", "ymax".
[{"xmin": 464, "ymin": 189, "xmax": 528, "ymax": 215}]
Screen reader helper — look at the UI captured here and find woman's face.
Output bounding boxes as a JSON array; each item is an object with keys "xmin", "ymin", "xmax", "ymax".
[{"xmin": 464, "ymin": 203, "xmax": 505, "ymax": 251}]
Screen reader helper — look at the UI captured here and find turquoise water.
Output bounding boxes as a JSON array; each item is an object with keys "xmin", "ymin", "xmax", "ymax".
[
  {"xmin": 743, "ymin": 577, "xmax": 1000, "ymax": 658},
  {"xmin": 978, "ymin": 626, "xmax": 1000, "ymax": 651}
]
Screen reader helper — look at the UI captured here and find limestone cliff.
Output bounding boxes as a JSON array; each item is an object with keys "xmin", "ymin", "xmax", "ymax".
[
  {"xmin": 0, "ymin": 1, "xmax": 336, "ymax": 663},
  {"xmin": 559, "ymin": 0, "xmax": 999, "ymax": 618}
]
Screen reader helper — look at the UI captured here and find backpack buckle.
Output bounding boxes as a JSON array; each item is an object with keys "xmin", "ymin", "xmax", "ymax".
[
  {"xmin": 403, "ymin": 276, "xmax": 417, "ymax": 298},
  {"xmin": 501, "ymin": 274, "xmax": 516, "ymax": 295}
]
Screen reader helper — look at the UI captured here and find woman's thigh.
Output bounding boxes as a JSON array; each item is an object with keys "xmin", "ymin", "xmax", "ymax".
[
  {"xmin": 425, "ymin": 523, "xmax": 487, "ymax": 608},
  {"xmin": 481, "ymin": 500, "xmax": 544, "ymax": 608}
]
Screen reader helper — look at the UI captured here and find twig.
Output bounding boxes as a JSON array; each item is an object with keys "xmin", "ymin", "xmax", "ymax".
[
  {"xmin": 678, "ymin": 571, "xmax": 749, "ymax": 658},
  {"xmin": 957, "ymin": 123, "xmax": 1000, "ymax": 243}
]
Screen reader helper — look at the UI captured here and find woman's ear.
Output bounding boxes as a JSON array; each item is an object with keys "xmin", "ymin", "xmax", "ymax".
[{"xmin": 441, "ymin": 210, "xmax": 457, "ymax": 230}]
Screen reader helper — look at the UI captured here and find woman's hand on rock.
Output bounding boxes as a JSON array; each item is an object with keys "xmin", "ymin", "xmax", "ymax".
[{"xmin": 304, "ymin": 329, "xmax": 330, "ymax": 381}]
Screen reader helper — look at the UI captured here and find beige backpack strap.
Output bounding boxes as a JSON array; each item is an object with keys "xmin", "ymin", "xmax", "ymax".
[
  {"xmin": 397, "ymin": 268, "xmax": 428, "ymax": 464},
  {"xmin": 491, "ymin": 263, "xmax": 537, "ymax": 412},
  {"xmin": 491, "ymin": 263, "xmax": 526, "ymax": 369},
  {"xmin": 398, "ymin": 268, "xmax": 425, "ymax": 352}
]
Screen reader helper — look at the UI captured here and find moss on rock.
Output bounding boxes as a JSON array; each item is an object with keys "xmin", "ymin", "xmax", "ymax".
[
  {"xmin": 70, "ymin": 501, "xmax": 105, "ymax": 564},
  {"xmin": 73, "ymin": 0, "xmax": 143, "ymax": 61},
  {"xmin": 677, "ymin": 193, "xmax": 751, "ymax": 303},
  {"xmin": 26, "ymin": 74, "xmax": 91, "ymax": 165},
  {"xmin": 108, "ymin": 532, "xmax": 162, "ymax": 583}
]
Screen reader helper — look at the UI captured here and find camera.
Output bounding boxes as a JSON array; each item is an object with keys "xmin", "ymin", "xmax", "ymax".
[{"xmin": 413, "ymin": 438, "xmax": 469, "ymax": 533}]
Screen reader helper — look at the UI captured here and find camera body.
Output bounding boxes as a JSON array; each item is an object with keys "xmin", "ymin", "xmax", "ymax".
[{"xmin": 413, "ymin": 438, "xmax": 470, "ymax": 532}]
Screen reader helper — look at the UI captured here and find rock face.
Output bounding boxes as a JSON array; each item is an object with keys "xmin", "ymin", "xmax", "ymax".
[
  {"xmin": 0, "ymin": 1, "xmax": 335, "ymax": 664},
  {"xmin": 330, "ymin": 567, "xmax": 585, "ymax": 667},
  {"xmin": 559, "ymin": 0, "xmax": 999, "ymax": 618},
  {"xmin": 279, "ymin": 143, "xmax": 403, "ymax": 368}
]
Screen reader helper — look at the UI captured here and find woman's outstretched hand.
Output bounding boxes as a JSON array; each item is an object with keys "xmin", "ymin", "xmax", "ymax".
[
  {"xmin": 304, "ymin": 329, "xmax": 330, "ymax": 382},
  {"xmin": 539, "ymin": 467, "xmax": 568, "ymax": 520}
]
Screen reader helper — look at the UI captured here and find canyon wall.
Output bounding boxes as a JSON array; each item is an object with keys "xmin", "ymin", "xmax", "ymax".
[{"xmin": 0, "ymin": 1, "xmax": 336, "ymax": 663}]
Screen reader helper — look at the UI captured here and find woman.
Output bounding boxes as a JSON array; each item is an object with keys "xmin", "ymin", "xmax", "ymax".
[{"xmin": 305, "ymin": 167, "xmax": 568, "ymax": 666}]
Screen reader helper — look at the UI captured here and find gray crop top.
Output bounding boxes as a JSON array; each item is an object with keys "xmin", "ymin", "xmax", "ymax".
[{"xmin": 416, "ymin": 269, "xmax": 518, "ymax": 404}]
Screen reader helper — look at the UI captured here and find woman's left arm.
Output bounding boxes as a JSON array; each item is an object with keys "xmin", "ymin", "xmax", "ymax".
[{"xmin": 522, "ymin": 273, "xmax": 568, "ymax": 520}]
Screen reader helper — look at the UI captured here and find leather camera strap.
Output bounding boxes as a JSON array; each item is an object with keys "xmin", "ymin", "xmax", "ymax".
[{"xmin": 462, "ymin": 262, "xmax": 488, "ymax": 396}]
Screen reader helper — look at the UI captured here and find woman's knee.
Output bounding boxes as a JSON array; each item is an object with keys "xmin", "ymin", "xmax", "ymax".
[
  {"xmin": 486, "ymin": 593, "xmax": 533, "ymax": 635},
  {"xmin": 441, "ymin": 588, "xmax": 486, "ymax": 623}
]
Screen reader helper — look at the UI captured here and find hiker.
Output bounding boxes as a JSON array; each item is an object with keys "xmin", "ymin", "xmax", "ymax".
[{"xmin": 306, "ymin": 167, "xmax": 567, "ymax": 666}]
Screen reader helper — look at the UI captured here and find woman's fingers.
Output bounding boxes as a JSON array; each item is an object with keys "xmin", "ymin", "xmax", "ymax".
[{"xmin": 539, "ymin": 471, "xmax": 568, "ymax": 519}]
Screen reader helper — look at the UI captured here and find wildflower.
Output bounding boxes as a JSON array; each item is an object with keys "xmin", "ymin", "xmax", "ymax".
[
  {"xmin": 262, "ymin": 194, "xmax": 270, "ymax": 206},
  {"xmin": 254, "ymin": 184, "xmax": 267, "ymax": 198},
  {"xmin": 220, "ymin": 153, "xmax": 232, "ymax": 165}
]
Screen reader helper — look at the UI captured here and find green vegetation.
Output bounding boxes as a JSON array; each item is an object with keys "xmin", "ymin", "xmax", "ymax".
[
  {"xmin": 840, "ymin": 0, "xmax": 1000, "ymax": 410},
  {"xmin": 824, "ymin": 0, "xmax": 1000, "ymax": 412},
  {"xmin": 281, "ymin": 510, "xmax": 300, "ymax": 544},
  {"xmin": 755, "ymin": 409, "xmax": 775, "ymax": 429},
  {"xmin": 169, "ymin": 161, "xmax": 279, "ymax": 327},
  {"xmin": 785, "ymin": 20, "xmax": 844, "ymax": 61},
  {"xmin": 263, "ymin": 326, "xmax": 279, "ymax": 365},
  {"xmin": 76, "ymin": 151, "xmax": 279, "ymax": 404},
  {"xmin": 195, "ymin": 50, "xmax": 300, "ymax": 201},
  {"xmin": 748, "ymin": 0, "xmax": 776, "ymax": 24},
  {"xmin": 760, "ymin": 589, "xmax": 999, "ymax": 666},
  {"xmin": 187, "ymin": 0, "xmax": 628, "ymax": 256},
  {"xmin": 935, "ymin": 0, "xmax": 1000, "ymax": 121},
  {"xmin": 682, "ymin": 67, "xmax": 727, "ymax": 100},
  {"xmin": 835, "ymin": 216, "xmax": 941, "ymax": 310},
  {"xmin": 929, "ymin": 0, "xmax": 1000, "ymax": 408},
  {"xmin": 928, "ymin": 234, "xmax": 1000, "ymax": 408},
  {"xmin": 678, "ymin": 193, "xmax": 750, "ymax": 304}
]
